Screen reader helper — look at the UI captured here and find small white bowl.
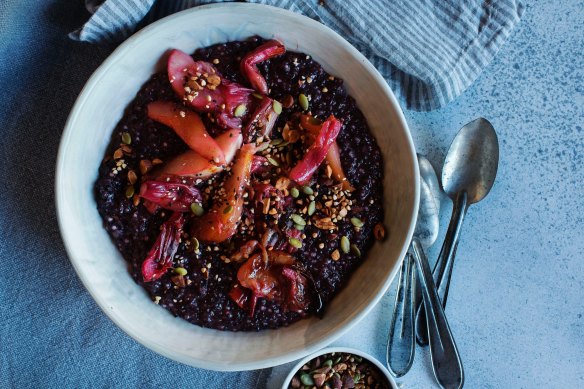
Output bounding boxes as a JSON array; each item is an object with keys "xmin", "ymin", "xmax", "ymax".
[
  {"xmin": 56, "ymin": 3, "xmax": 418, "ymax": 371},
  {"xmin": 281, "ymin": 347, "xmax": 398, "ymax": 389}
]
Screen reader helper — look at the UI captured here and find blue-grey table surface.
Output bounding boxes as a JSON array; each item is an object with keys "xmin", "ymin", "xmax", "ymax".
[{"xmin": 0, "ymin": 1, "xmax": 582, "ymax": 388}]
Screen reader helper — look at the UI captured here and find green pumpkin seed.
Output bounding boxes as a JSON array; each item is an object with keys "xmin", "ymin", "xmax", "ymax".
[
  {"xmin": 289, "ymin": 237, "xmax": 303, "ymax": 249},
  {"xmin": 121, "ymin": 132, "xmax": 131, "ymax": 145},
  {"xmin": 350, "ymin": 217, "xmax": 364, "ymax": 228},
  {"xmin": 276, "ymin": 141, "xmax": 289, "ymax": 148},
  {"xmin": 302, "ymin": 185, "xmax": 314, "ymax": 195},
  {"xmin": 223, "ymin": 205, "xmax": 234, "ymax": 214},
  {"xmin": 267, "ymin": 157, "xmax": 279, "ymax": 167},
  {"xmin": 270, "ymin": 138, "xmax": 283, "ymax": 146},
  {"xmin": 191, "ymin": 202, "xmax": 204, "ymax": 216},
  {"xmin": 298, "ymin": 93, "xmax": 309, "ymax": 111},
  {"xmin": 300, "ymin": 373, "xmax": 314, "ymax": 386},
  {"xmin": 256, "ymin": 142, "xmax": 270, "ymax": 152},
  {"xmin": 307, "ymin": 201, "xmax": 316, "ymax": 216},
  {"xmin": 334, "ymin": 356, "xmax": 342, "ymax": 364},
  {"xmin": 125, "ymin": 185, "xmax": 135, "ymax": 198},
  {"xmin": 252, "ymin": 92, "xmax": 264, "ymax": 99},
  {"xmin": 291, "ymin": 214, "xmax": 306, "ymax": 226},
  {"xmin": 234, "ymin": 104, "xmax": 247, "ymax": 117},
  {"xmin": 340, "ymin": 236, "xmax": 350, "ymax": 253},
  {"xmin": 350, "ymin": 244, "xmax": 361, "ymax": 257},
  {"xmin": 323, "ymin": 359, "xmax": 333, "ymax": 367},
  {"xmin": 294, "ymin": 223, "xmax": 305, "ymax": 231},
  {"xmin": 353, "ymin": 373, "xmax": 361, "ymax": 383},
  {"xmin": 174, "ymin": 267, "xmax": 187, "ymax": 276},
  {"xmin": 191, "ymin": 237, "xmax": 200, "ymax": 251},
  {"xmin": 290, "ymin": 187, "xmax": 300, "ymax": 198},
  {"xmin": 272, "ymin": 100, "xmax": 282, "ymax": 114}
]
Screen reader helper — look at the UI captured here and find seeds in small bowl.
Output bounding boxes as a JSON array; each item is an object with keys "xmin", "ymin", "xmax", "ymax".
[{"xmin": 285, "ymin": 350, "xmax": 394, "ymax": 389}]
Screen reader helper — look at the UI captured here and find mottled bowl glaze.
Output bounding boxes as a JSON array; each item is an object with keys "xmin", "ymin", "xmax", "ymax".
[{"xmin": 56, "ymin": 3, "xmax": 419, "ymax": 371}]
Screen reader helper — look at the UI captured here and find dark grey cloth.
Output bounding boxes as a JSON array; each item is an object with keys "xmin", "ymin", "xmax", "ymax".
[{"xmin": 0, "ymin": 1, "xmax": 267, "ymax": 387}]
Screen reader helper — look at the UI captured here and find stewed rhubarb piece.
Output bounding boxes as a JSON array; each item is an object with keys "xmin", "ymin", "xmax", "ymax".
[
  {"xmin": 156, "ymin": 129, "xmax": 242, "ymax": 180},
  {"xmin": 234, "ymin": 249, "xmax": 311, "ymax": 315},
  {"xmin": 147, "ymin": 101, "xmax": 225, "ymax": 164},
  {"xmin": 243, "ymin": 96, "xmax": 279, "ymax": 143},
  {"xmin": 142, "ymin": 212, "xmax": 185, "ymax": 282},
  {"xmin": 290, "ymin": 115, "xmax": 342, "ymax": 185},
  {"xmin": 300, "ymin": 114, "xmax": 354, "ymax": 191},
  {"xmin": 167, "ymin": 49, "xmax": 254, "ymax": 130},
  {"xmin": 191, "ymin": 143, "xmax": 256, "ymax": 243},
  {"xmin": 138, "ymin": 181, "xmax": 202, "ymax": 212},
  {"xmin": 240, "ymin": 40, "xmax": 286, "ymax": 94}
]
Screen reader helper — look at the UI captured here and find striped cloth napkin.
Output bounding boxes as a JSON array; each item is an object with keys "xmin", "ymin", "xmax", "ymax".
[{"xmin": 71, "ymin": 0, "xmax": 524, "ymax": 111}]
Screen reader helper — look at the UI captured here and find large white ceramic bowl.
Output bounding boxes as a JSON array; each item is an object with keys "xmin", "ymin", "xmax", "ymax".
[{"xmin": 56, "ymin": 3, "xmax": 419, "ymax": 371}]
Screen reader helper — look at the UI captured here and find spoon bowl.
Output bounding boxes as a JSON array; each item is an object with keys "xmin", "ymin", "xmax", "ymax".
[{"xmin": 442, "ymin": 118, "xmax": 499, "ymax": 204}]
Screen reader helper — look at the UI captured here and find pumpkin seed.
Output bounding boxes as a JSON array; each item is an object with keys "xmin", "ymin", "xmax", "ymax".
[
  {"xmin": 298, "ymin": 93, "xmax": 309, "ymax": 111},
  {"xmin": 294, "ymin": 223, "xmax": 305, "ymax": 231},
  {"xmin": 121, "ymin": 132, "xmax": 131, "ymax": 145},
  {"xmin": 340, "ymin": 236, "xmax": 350, "ymax": 253},
  {"xmin": 350, "ymin": 217, "xmax": 364, "ymax": 228},
  {"xmin": 252, "ymin": 92, "xmax": 264, "ymax": 99},
  {"xmin": 334, "ymin": 356, "xmax": 342, "ymax": 364},
  {"xmin": 223, "ymin": 205, "xmax": 234, "ymax": 214},
  {"xmin": 272, "ymin": 100, "xmax": 282, "ymax": 114},
  {"xmin": 302, "ymin": 185, "xmax": 314, "ymax": 195},
  {"xmin": 290, "ymin": 187, "xmax": 300, "ymax": 198},
  {"xmin": 307, "ymin": 201, "xmax": 316, "ymax": 216},
  {"xmin": 174, "ymin": 267, "xmax": 187, "ymax": 276},
  {"xmin": 270, "ymin": 138, "xmax": 283, "ymax": 146},
  {"xmin": 191, "ymin": 237, "xmax": 200, "ymax": 251},
  {"xmin": 256, "ymin": 142, "xmax": 270, "ymax": 152},
  {"xmin": 323, "ymin": 359, "xmax": 333, "ymax": 367},
  {"xmin": 300, "ymin": 373, "xmax": 314, "ymax": 386},
  {"xmin": 125, "ymin": 185, "xmax": 135, "ymax": 198},
  {"xmin": 291, "ymin": 214, "xmax": 306, "ymax": 226},
  {"xmin": 234, "ymin": 104, "xmax": 247, "ymax": 117},
  {"xmin": 289, "ymin": 237, "xmax": 303, "ymax": 249},
  {"xmin": 267, "ymin": 157, "xmax": 279, "ymax": 166},
  {"xmin": 191, "ymin": 202, "xmax": 204, "ymax": 216},
  {"xmin": 350, "ymin": 244, "xmax": 361, "ymax": 257}
]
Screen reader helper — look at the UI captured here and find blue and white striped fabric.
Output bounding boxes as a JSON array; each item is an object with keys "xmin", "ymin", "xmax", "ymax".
[{"xmin": 70, "ymin": 0, "xmax": 524, "ymax": 110}]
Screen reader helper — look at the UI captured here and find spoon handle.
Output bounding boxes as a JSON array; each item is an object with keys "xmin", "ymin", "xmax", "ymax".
[
  {"xmin": 386, "ymin": 250, "xmax": 416, "ymax": 377},
  {"xmin": 412, "ymin": 239, "xmax": 465, "ymax": 389},
  {"xmin": 416, "ymin": 191, "xmax": 468, "ymax": 346}
]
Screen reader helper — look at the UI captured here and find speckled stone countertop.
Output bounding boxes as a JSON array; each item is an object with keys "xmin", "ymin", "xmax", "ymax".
[{"xmin": 270, "ymin": 1, "xmax": 584, "ymax": 387}]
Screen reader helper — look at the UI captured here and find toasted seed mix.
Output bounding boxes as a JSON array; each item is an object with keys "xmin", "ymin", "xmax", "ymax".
[{"xmin": 288, "ymin": 352, "xmax": 390, "ymax": 389}]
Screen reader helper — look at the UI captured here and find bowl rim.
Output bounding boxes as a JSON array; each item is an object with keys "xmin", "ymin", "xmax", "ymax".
[
  {"xmin": 55, "ymin": 2, "xmax": 419, "ymax": 371},
  {"xmin": 280, "ymin": 346, "xmax": 398, "ymax": 389}
]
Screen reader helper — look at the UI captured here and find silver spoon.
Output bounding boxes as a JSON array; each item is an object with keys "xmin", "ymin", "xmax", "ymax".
[
  {"xmin": 414, "ymin": 179, "xmax": 464, "ymax": 388},
  {"xmin": 416, "ymin": 118, "xmax": 499, "ymax": 346},
  {"xmin": 386, "ymin": 155, "xmax": 441, "ymax": 377}
]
